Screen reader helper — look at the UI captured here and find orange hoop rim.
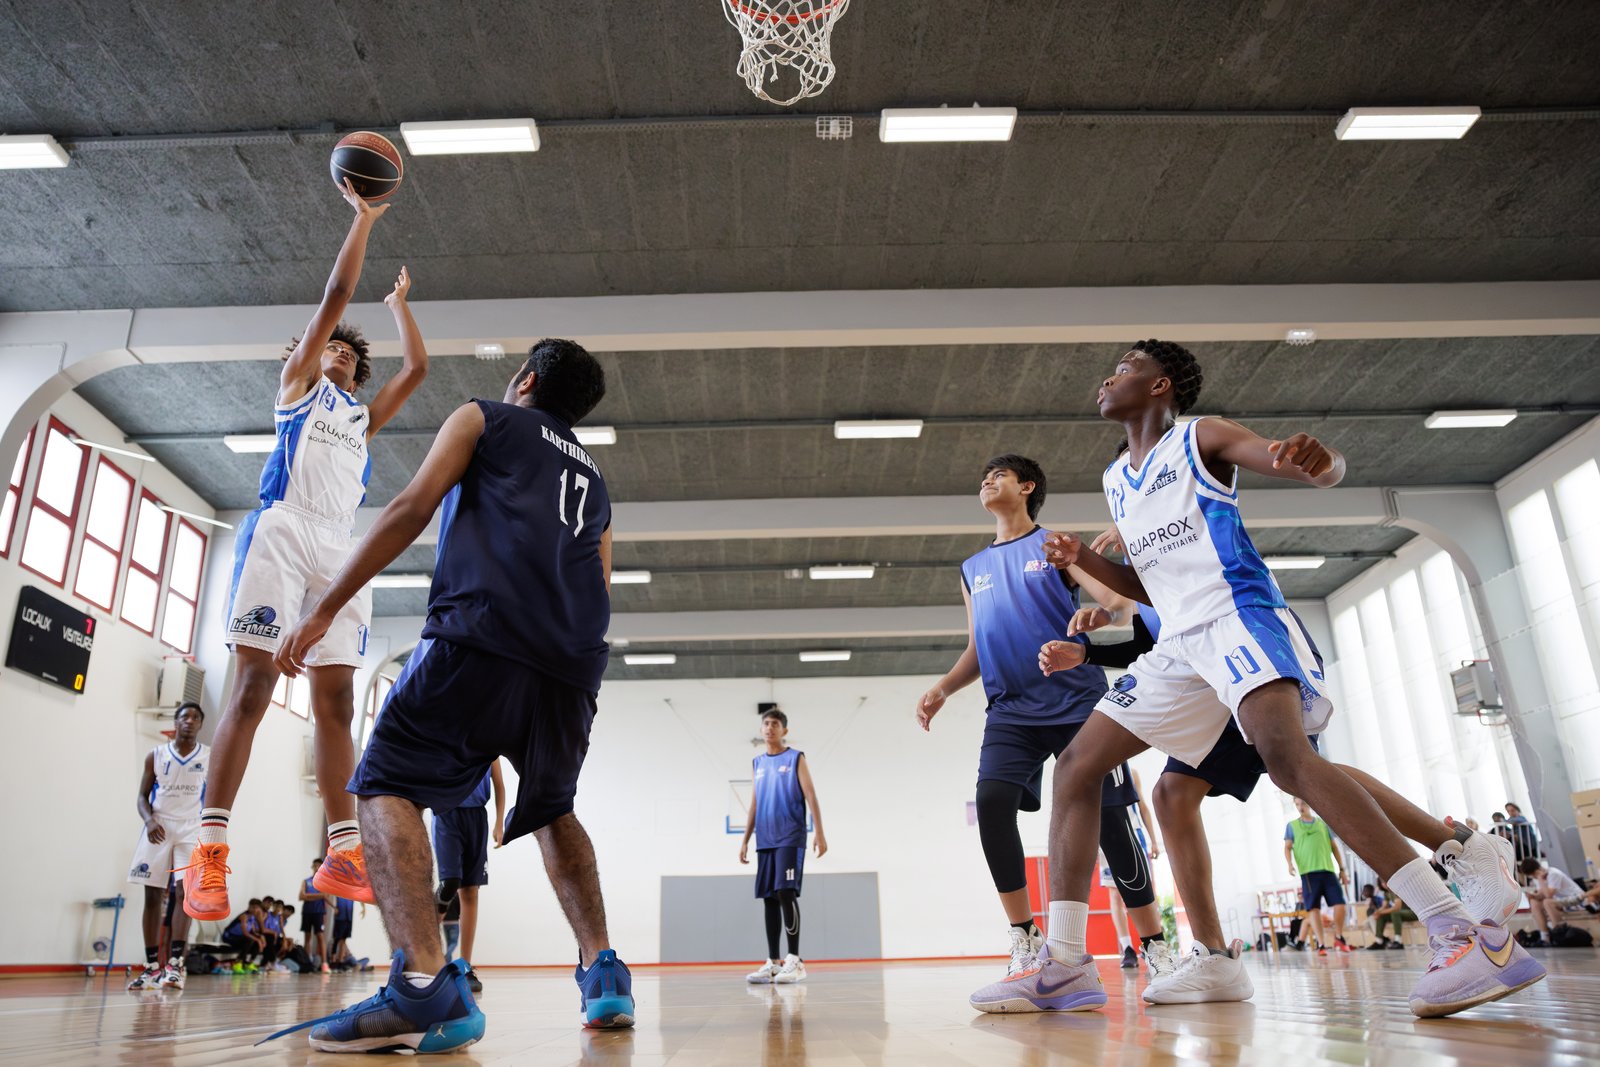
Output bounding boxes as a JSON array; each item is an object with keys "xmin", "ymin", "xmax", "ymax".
[{"xmin": 725, "ymin": 0, "xmax": 846, "ymax": 26}]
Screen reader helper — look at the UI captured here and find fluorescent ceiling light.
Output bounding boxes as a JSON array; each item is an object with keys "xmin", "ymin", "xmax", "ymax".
[
  {"xmin": 880, "ymin": 106, "xmax": 1017, "ymax": 143},
  {"xmin": 624, "ymin": 653, "xmax": 677, "ymax": 666},
  {"xmin": 833, "ymin": 420, "xmax": 924, "ymax": 440},
  {"xmin": 576, "ymin": 426, "xmax": 618, "ymax": 446},
  {"xmin": 156, "ymin": 504, "xmax": 233, "ymax": 530},
  {"xmin": 611, "ymin": 570, "xmax": 652, "ymax": 585},
  {"xmin": 809, "ymin": 565, "xmax": 876, "ymax": 581},
  {"xmin": 69, "ymin": 435, "xmax": 150, "ymax": 462},
  {"xmin": 799, "ymin": 650, "xmax": 851, "ymax": 663},
  {"xmin": 369, "ymin": 573, "xmax": 432, "ymax": 589},
  {"xmin": 0, "ymin": 134, "xmax": 69, "ymax": 169},
  {"xmin": 474, "ymin": 343, "xmax": 505, "ymax": 360},
  {"xmin": 1285, "ymin": 329, "xmax": 1316, "ymax": 346},
  {"xmin": 223, "ymin": 434, "xmax": 277, "ymax": 453},
  {"xmin": 1424, "ymin": 409, "xmax": 1518, "ymax": 429},
  {"xmin": 399, "ymin": 118, "xmax": 540, "ymax": 155},
  {"xmin": 1264, "ymin": 556, "xmax": 1326, "ymax": 571},
  {"xmin": 1334, "ymin": 107, "xmax": 1481, "ymax": 141}
]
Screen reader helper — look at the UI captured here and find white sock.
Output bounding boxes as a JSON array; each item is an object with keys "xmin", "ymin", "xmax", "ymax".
[
  {"xmin": 198, "ymin": 808, "xmax": 230, "ymax": 846},
  {"xmin": 327, "ymin": 820, "xmax": 361, "ymax": 852},
  {"xmin": 402, "ymin": 971, "xmax": 433, "ymax": 988},
  {"xmin": 1046, "ymin": 901, "xmax": 1089, "ymax": 962},
  {"xmin": 1117, "ymin": 936, "xmax": 1133, "ymax": 952},
  {"xmin": 1388, "ymin": 857, "xmax": 1471, "ymax": 923}
]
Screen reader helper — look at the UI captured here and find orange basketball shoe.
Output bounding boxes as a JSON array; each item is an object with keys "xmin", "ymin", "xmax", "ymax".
[
  {"xmin": 180, "ymin": 843, "xmax": 232, "ymax": 921},
  {"xmin": 314, "ymin": 843, "xmax": 376, "ymax": 904}
]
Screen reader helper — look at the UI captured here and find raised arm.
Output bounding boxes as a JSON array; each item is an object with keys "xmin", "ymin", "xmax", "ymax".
[
  {"xmin": 135, "ymin": 751, "xmax": 164, "ymax": 844},
  {"xmin": 918, "ymin": 583, "xmax": 981, "ymax": 731},
  {"xmin": 1195, "ymin": 417, "xmax": 1345, "ymax": 489},
  {"xmin": 279, "ymin": 180, "xmax": 389, "ymax": 405},
  {"xmin": 275, "ymin": 402, "xmax": 485, "ymax": 675},
  {"xmin": 796, "ymin": 754, "xmax": 827, "ymax": 858},
  {"xmin": 366, "ymin": 266, "xmax": 428, "ymax": 436}
]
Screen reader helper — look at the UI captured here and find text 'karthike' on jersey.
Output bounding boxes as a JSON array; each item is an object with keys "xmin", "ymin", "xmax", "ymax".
[
  {"xmin": 752, "ymin": 747, "xmax": 808, "ymax": 849},
  {"xmin": 423, "ymin": 401, "xmax": 613, "ymax": 695},
  {"xmin": 258, "ymin": 376, "xmax": 373, "ymax": 531},
  {"xmin": 149, "ymin": 741, "xmax": 208, "ymax": 827},
  {"xmin": 960, "ymin": 526, "xmax": 1110, "ymax": 726},
  {"xmin": 1103, "ymin": 418, "xmax": 1285, "ymax": 637}
]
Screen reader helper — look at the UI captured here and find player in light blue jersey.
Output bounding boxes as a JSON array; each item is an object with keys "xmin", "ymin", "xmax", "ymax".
[
  {"xmin": 976, "ymin": 339, "xmax": 1543, "ymax": 1020},
  {"xmin": 186, "ymin": 179, "xmax": 430, "ymax": 926},
  {"xmin": 740, "ymin": 707, "xmax": 828, "ymax": 985}
]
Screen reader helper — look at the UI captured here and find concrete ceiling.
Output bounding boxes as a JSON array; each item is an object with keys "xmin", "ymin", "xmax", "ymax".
[{"xmin": 12, "ymin": 0, "xmax": 1600, "ymax": 678}]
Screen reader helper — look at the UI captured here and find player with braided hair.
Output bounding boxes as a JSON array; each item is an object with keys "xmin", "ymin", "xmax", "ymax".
[{"xmin": 969, "ymin": 341, "xmax": 1545, "ymax": 1019}]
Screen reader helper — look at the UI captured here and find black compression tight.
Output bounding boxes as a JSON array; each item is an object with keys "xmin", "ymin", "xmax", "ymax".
[{"xmin": 763, "ymin": 890, "xmax": 800, "ymax": 959}]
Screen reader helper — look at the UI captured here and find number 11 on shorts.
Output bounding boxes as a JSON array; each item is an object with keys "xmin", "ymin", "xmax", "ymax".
[{"xmin": 558, "ymin": 468, "xmax": 591, "ymax": 536}]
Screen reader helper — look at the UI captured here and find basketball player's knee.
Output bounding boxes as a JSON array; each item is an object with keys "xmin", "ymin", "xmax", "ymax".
[
  {"xmin": 1152, "ymin": 775, "xmax": 1194, "ymax": 828},
  {"xmin": 974, "ymin": 779, "xmax": 1020, "ymax": 824},
  {"xmin": 1051, "ymin": 752, "xmax": 1102, "ymax": 803}
]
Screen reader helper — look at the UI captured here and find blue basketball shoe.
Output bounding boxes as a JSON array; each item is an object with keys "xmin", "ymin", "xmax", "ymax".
[
  {"xmin": 257, "ymin": 951, "xmax": 485, "ymax": 1053},
  {"xmin": 577, "ymin": 949, "xmax": 636, "ymax": 1029}
]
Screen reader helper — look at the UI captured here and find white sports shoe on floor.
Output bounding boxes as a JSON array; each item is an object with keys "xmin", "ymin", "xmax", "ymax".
[
  {"xmin": 126, "ymin": 964, "xmax": 162, "ymax": 991},
  {"xmin": 1143, "ymin": 941, "xmax": 1254, "ymax": 1004},
  {"xmin": 772, "ymin": 954, "xmax": 807, "ymax": 984},
  {"xmin": 1007, "ymin": 925, "xmax": 1044, "ymax": 977},
  {"xmin": 746, "ymin": 960, "xmax": 781, "ymax": 984},
  {"xmin": 1439, "ymin": 823, "xmax": 1522, "ymax": 925},
  {"xmin": 1143, "ymin": 939, "xmax": 1179, "ymax": 983},
  {"xmin": 157, "ymin": 959, "xmax": 186, "ymax": 990}
]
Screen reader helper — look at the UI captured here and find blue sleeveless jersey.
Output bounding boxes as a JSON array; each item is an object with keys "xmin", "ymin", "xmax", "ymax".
[
  {"xmin": 461, "ymin": 768, "xmax": 491, "ymax": 809},
  {"xmin": 753, "ymin": 748, "xmax": 807, "ymax": 849},
  {"xmin": 960, "ymin": 527, "xmax": 1110, "ymax": 726},
  {"xmin": 422, "ymin": 401, "xmax": 612, "ymax": 693},
  {"xmin": 1136, "ymin": 603, "xmax": 1162, "ymax": 640}
]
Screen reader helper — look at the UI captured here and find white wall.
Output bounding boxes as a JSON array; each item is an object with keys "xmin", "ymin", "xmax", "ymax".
[{"xmin": 0, "ymin": 392, "xmax": 327, "ymax": 966}]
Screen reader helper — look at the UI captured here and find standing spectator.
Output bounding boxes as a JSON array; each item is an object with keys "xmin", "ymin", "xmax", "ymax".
[
  {"xmin": 299, "ymin": 858, "xmax": 330, "ymax": 971},
  {"xmin": 1285, "ymin": 798, "xmax": 1352, "ymax": 955},
  {"xmin": 1503, "ymin": 803, "xmax": 1540, "ymax": 868}
]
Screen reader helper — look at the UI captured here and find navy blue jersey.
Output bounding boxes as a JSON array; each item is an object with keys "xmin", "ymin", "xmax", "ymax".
[
  {"xmin": 960, "ymin": 527, "xmax": 1110, "ymax": 726},
  {"xmin": 753, "ymin": 747, "xmax": 807, "ymax": 849},
  {"xmin": 422, "ymin": 401, "xmax": 612, "ymax": 693},
  {"xmin": 302, "ymin": 877, "xmax": 326, "ymax": 918},
  {"xmin": 460, "ymin": 768, "xmax": 492, "ymax": 809},
  {"xmin": 335, "ymin": 897, "xmax": 354, "ymax": 923}
]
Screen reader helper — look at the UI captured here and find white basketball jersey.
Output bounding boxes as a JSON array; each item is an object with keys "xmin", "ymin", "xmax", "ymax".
[
  {"xmin": 257, "ymin": 377, "xmax": 371, "ymax": 530},
  {"xmin": 150, "ymin": 741, "xmax": 208, "ymax": 826},
  {"xmin": 1103, "ymin": 418, "xmax": 1286, "ymax": 637}
]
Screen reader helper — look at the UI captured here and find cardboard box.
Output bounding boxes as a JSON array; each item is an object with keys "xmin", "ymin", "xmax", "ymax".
[
  {"xmin": 1579, "ymin": 803, "xmax": 1600, "ymax": 828},
  {"xmin": 1573, "ymin": 788, "xmax": 1600, "ymax": 809},
  {"xmin": 1581, "ymin": 824, "xmax": 1600, "ymax": 868}
]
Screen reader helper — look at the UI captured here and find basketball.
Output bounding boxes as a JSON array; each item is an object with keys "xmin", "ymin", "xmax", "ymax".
[{"xmin": 329, "ymin": 131, "xmax": 403, "ymax": 201}]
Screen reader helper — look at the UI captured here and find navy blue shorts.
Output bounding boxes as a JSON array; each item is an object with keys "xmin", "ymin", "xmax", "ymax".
[
  {"xmin": 755, "ymin": 847, "xmax": 805, "ymax": 898},
  {"xmin": 978, "ymin": 719, "xmax": 1139, "ymax": 812},
  {"xmin": 1161, "ymin": 721, "xmax": 1320, "ymax": 802},
  {"xmin": 433, "ymin": 806, "xmax": 490, "ymax": 887},
  {"xmin": 1301, "ymin": 869, "xmax": 1346, "ymax": 909},
  {"xmin": 351, "ymin": 638, "xmax": 597, "ymax": 843}
]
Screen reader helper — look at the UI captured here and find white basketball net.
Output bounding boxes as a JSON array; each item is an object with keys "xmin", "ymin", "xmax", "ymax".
[{"xmin": 721, "ymin": 0, "xmax": 851, "ymax": 107}]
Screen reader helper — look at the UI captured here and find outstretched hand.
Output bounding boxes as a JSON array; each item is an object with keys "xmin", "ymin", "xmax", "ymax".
[
  {"xmin": 1090, "ymin": 527, "xmax": 1125, "ymax": 557},
  {"xmin": 1067, "ymin": 605, "xmax": 1113, "ymax": 636},
  {"xmin": 1038, "ymin": 640, "xmax": 1087, "ymax": 676},
  {"xmin": 384, "ymin": 265, "xmax": 411, "ymax": 308},
  {"xmin": 1041, "ymin": 531, "xmax": 1083, "ymax": 570},
  {"xmin": 274, "ymin": 610, "xmax": 334, "ymax": 677},
  {"xmin": 340, "ymin": 177, "xmax": 390, "ymax": 222},
  {"xmin": 1268, "ymin": 433, "xmax": 1336, "ymax": 478}
]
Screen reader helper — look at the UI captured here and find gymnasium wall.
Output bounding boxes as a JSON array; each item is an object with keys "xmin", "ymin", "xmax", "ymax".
[{"xmin": 0, "ymin": 392, "xmax": 325, "ymax": 968}]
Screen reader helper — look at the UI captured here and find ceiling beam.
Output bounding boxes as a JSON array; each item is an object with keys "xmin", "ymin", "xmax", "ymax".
[{"xmin": 6, "ymin": 282, "xmax": 1596, "ymax": 366}]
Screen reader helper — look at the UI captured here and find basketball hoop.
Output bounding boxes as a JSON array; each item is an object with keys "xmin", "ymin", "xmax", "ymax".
[{"xmin": 721, "ymin": 0, "xmax": 851, "ymax": 107}]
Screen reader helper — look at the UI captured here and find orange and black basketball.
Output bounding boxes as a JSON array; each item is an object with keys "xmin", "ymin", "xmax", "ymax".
[{"xmin": 329, "ymin": 131, "xmax": 403, "ymax": 201}]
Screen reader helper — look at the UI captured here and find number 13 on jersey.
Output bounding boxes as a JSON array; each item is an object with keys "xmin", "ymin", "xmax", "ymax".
[{"xmin": 558, "ymin": 468, "xmax": 591, "ymax": 535}]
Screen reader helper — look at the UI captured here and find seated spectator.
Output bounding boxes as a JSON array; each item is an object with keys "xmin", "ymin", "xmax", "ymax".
[
  {"xmin": 221, "ymin": 899, "xmax": 267, "ymax": 972},
  {"xmin": 1519, "ymin": 858, "xmax": 1593, "ymax": 944},
  {"xmin": 1366, "ymin": 881, "xmax": 1415, "ymax": 949}
]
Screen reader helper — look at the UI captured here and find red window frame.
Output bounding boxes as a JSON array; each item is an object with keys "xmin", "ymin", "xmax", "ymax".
[
  {"xmin": 120, "ymin": 489, "xmax": 171, "ymax": 636},
  {"xmin": 72, "ymin": 456, "xmax": 135, "ymax": 612},
  {"xmin": 0, "ymin": 423, "xmax": 36, "ymax": 559},
  {"xmin": 160, "ymin": 518, "xmax": 207, "ymax": 653},
  {"xmin": 19, "ymin": 417, "xmax": 89, "ymax": 587}
]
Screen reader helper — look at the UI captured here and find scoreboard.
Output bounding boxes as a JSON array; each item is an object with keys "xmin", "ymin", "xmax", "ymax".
[{"xmin": 5, "ymin": 585, "xmax": 95, "ymax": 693}]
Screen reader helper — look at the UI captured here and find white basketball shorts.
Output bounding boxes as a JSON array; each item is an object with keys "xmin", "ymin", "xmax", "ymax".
[
  {"xmin": 1093, "ymin": 605, "xmax": 1333, "ymax": 768},
  {"xmin": 223, "ymin": 504, "xmax": 371, "ymax": 667},
  {"xmin": 127, "ymin": 819, "xmax": 199, "ymax": 887}
]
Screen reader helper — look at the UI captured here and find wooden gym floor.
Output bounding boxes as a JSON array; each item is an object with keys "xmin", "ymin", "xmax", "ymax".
[{"xmin": 3, "ymin": 949, "xmax": 1598, "ymax": 1065}]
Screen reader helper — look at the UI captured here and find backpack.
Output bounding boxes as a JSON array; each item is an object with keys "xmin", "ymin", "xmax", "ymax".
[
  {"xmin": 1549, "ymin": 923, "xmax": 1594, "ymax": 948},
  {"xmin": 1514, "ymin": 928, "xmax": 1543, "ymax": 948}
]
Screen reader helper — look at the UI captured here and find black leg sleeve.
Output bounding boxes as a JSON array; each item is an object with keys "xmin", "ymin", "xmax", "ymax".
[
  {"xmin": 975, "ymin": 779, "xmax": 1030, "ymax": 894},
  {"xmin": 764, "ymin": 895, "xmax": 782, "ymax": 960},
  {"xmin": 1098, "ymin": 803, "xmax": 1157, "ymax": 909},
  {"xmin": 777, "ymin": 889, "xmax": 801, "ymax": 958}
]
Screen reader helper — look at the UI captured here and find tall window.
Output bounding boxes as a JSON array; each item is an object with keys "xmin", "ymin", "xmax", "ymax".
[
  {"xmin": 73, "ymin": 458, "xmax": 134, "ymax": 612},
  {"xmin": 1, "ymin": 425, "xmax": 35, "ymax": 558},
  {"xmin": 19, "ymin": 419, "xmax": 88, "ymax": 585},
  {"xmin": 120, "ymin": 491, "xmax": 171, "ymax": 635},
  {"xmin": 161, "ymin": 519, "xmax": 206, "ymax": 652},
  {"xmin": 287, "ymin": 676, "xmax": 312, "ymax": 720}
]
